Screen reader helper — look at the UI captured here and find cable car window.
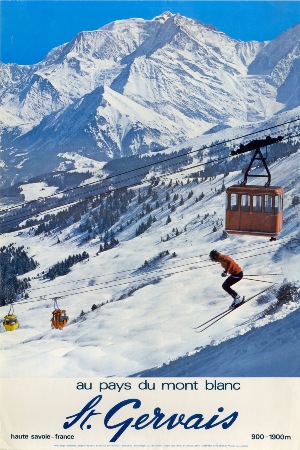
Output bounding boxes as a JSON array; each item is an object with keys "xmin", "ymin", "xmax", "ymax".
[
  {"xmin": 274, "ymin": 195, "xmax": 282, "ymax": 213},
  {"xmin": 253, "ymin": 195, "xmax": 262, "ymax": 212},
  {"xmin": 264, "ymin": 195, "xmax": 273, "ymax": 213},
  {"xmin": 241, "ymin": 195, "xmax": 250, "ymax": 212},
  {"xmin": 230, "ymin": 194, "xmax": 238, "ymax": 211}
]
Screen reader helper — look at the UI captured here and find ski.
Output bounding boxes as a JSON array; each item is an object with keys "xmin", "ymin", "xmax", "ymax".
[
  {"xmin": 195, "ymin": 302, "xmax": 244, "ymax": 332},
  {"xmin": 194, "ymin": 284, "xmax": 275, "ymax": 333},
  {"xmin": 192, "ymin": 307, "xmax": 232, "ymax": 329}
]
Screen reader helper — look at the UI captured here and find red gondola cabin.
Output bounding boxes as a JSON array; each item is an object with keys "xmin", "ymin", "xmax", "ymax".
[
  {"xmin": 225, "ymin": 185, "xmax": 283, "ymax": 237},
  {"xmin": 225, "ymin": 135, "xmax": 284, "ymax": 238}
]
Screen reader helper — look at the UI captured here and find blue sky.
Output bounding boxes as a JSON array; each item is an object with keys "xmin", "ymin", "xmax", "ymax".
[{"xmin": 1, "ymin": 1, "xmax": 300, "ymax": 65}]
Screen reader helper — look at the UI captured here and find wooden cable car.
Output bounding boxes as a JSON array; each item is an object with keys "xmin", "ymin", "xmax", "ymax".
[
  {"xmin": 225, "ymin": 136, "xmax": 284, "ymax": 239},
  {"xmin": 51, "ymin": 299, "xmax": 69, "ymax": 330},
  {"xmin": 3, "ymin": 304, "xmax": 19, "ymax": 332}
]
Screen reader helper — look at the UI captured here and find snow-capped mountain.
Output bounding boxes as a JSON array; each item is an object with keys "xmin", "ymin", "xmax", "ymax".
[
  {"xmin": 1, "ymin": 12, "xmax": 300, "ymax": 186},
  {"xmin": 248, "ymin": 22, "xmax": 300, "ymax": 109}
]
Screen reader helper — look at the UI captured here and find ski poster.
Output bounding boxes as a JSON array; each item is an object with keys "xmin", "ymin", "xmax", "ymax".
[{"xmin": 0, "ymin": 1, "xmax": 300, "ymax": 449}]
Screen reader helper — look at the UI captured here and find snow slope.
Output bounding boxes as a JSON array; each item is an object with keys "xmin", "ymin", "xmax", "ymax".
[
  {"xmin": 135, "ymin": 290, "xmax": 300, "ymax": 377},
  {"xmin": 0, "ymin": 123, "xmax": 299, "ymax": 377}
]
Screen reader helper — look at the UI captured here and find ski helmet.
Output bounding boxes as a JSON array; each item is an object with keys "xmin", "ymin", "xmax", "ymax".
[{"xmin": 209, "ymin": 250, "xmax": 220, "ymax": 262}]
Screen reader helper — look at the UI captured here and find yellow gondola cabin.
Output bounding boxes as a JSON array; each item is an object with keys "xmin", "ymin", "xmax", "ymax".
[{"xmin": 3, "ymin": 305, "xmax": 19, "ymax": 331}]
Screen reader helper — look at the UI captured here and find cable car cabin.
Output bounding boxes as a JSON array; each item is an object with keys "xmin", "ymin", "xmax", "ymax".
[
  {"xmin": 3, "ymin": 313, "xmax": 19, "ymax": 332},
  {"xmin": 225, "ymin": 185, "xmax": 283, "ymax": 238},
  {"xmin": 51, "ymin": 308, "xmax": 69, "ymax": 330}
]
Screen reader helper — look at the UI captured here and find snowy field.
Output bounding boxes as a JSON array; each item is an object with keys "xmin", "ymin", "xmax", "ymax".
[
  {"xmin": 0, "ymin": 138, "xmax": 299, "ymax": 378},
  {"xmin": 20, "ymin": 182, "xmax": 58, "ymax": 202}
]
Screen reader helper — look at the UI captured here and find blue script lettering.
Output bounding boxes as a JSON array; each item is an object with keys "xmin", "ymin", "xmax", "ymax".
[
  {"xmin": 64, "ymin": 395, "xmax": 102, "ymax": 430},
  {"xmin": 104, "ymin": 398, "xmax": 141, "ymax": 441},
  {"xmin": 63, "ymin": 395, "xmax": 238, "ymax": 442}
]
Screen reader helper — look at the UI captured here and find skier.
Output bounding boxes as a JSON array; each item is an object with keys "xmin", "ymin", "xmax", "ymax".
[{"xmin": 209, "ymin": 250, "xmax": 244, "ymax": 308}]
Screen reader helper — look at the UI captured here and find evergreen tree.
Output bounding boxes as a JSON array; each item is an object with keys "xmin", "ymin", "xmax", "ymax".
[
  {"xmin": 45, "ymin": 252, "xmax": 89, "ymax": 280},
  {"xmin": 0, "ymin": 245, "xmax": 38, "ymax": 305}
]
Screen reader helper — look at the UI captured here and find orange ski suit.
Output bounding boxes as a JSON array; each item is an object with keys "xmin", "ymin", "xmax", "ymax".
[{"xmin": 217, "ymin": 254, "xmax": 242, "ymax": 275}]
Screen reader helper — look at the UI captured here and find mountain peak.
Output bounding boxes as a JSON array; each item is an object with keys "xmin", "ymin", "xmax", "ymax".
[
  {"xmin": 1, "ymin": 12, "xmax": 300, "ymax": 186},
  {"xmin": 153, "ymin": 11, "xmax": 175, "ymax": 23}
]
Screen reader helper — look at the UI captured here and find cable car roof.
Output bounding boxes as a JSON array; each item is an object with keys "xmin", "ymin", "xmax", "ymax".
[{"xmin": 226, "ymin": 185, "xmax": 284, "ymax": 194}]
